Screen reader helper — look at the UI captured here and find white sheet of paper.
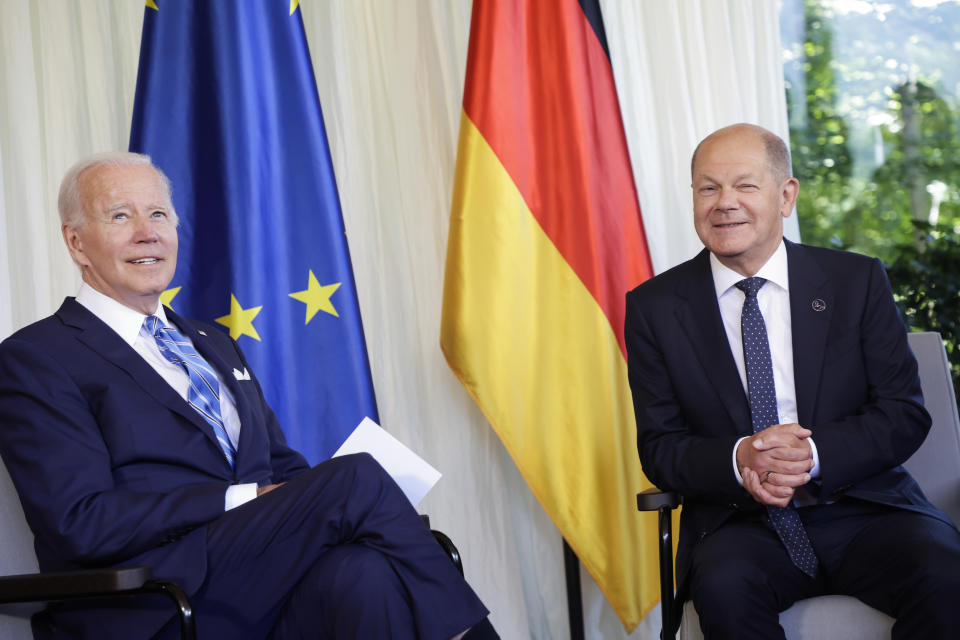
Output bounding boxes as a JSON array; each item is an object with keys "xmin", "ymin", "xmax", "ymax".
[{"xmin": 332, "ymin": 417, "xmax": 441, "ymax": 507}]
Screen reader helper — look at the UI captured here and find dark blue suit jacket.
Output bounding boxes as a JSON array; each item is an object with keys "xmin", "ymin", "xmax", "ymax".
[
  {"xmin": 0, "ymin": 298, "xmax": 308, "ymax": 610},
  {"xmin": 625, "ymin": 240, "xmax": 950, "ymax": 593}
]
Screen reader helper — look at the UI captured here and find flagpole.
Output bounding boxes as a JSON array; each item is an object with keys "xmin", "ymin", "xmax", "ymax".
[{"xmin": 563, "ymin": 538, "xmax": 585, "ymax": 640}]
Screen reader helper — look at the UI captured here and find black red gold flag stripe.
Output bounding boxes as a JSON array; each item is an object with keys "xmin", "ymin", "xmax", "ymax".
[{"xmin": 441, "ymin": 0, "xmax": 659, "ymax": 630}]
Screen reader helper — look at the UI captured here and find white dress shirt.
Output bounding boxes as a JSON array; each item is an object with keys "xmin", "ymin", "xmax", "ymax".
[
  {"xmin": 708, "ymin": 242, "xmax": 821, "ymax": 490},
  {"xmin": 76, "ymin": 284, "xmax": 257, "ymax": 510}
]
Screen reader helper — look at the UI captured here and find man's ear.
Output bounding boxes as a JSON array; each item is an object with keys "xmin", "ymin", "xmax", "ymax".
[
  {"xmin": 780, "ymin": 177, "xmax": 800, "ymax": 218},
  {"xmin": 62, "ymin": 223, "xmax": 89, "ymax": 267}
]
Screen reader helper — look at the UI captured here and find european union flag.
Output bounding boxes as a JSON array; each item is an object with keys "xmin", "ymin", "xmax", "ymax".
[{"xmin": 129, "ymin": 0, "xmax": 378, "ymax": 464}]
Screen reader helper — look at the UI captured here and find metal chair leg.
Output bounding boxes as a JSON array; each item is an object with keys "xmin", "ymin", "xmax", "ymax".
[
  {"xmin": 658, "ymin": 506, "xmax": 675, "ymax": 640},
  {"xmin": 143, "ymin": 580, "xmax": 196, "ymax": 640}
]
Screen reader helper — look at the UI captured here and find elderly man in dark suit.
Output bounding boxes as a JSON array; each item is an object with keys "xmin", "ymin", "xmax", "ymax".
[
  {"xmin": 0, "ymin": 152, "xmax": 497, "ymax": 640},
  {"xmin": 625, "ymin": 123, "xmax": 960, "ymax": 638}
]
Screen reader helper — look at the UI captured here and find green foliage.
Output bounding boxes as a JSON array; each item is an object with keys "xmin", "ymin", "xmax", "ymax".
[
  {"xmin": 886, "ymin": 222, "xmax": 960, "ymax": 396},
  {"xmin": 782, "ymin": 0, "xmax": 960, "ymax": 391},
  {"xmin": 786, "ymin": 0, "xmax": 858, "ymax": 253}
]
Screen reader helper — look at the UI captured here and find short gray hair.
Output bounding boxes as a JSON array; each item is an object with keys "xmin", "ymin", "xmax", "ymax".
[
  {"xmin": 691, "ymin": 123, "xmax": 793, "ymax": 183},
  {"xmin": 58, "ymin": 151, "xmax": 177, "ymax": 229}
]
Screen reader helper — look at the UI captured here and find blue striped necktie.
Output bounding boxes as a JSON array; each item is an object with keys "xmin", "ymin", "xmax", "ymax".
[
  {"xmin": 736, "ymin": 277, "xmax": 819, "ymax": 578},
  {"xmin": 144, "ymin": 316, "xmax": 236, "ymax": 468}
]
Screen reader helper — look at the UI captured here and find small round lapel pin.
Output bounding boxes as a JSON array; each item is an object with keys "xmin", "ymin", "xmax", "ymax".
[{"xmin": 811, "ymin": 298, "xmax": 826, "ymax": 312}]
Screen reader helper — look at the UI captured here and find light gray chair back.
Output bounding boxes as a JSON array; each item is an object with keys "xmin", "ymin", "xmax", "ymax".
[
  {"xmin": 680, "ymin": 331, "xmax": 960, "ymax": 640},
  {"xmin": 0, "ymin": 455, "xmax": 40, "ymax": 638},
  {"xmin": 903, "ymin": 331, "xmax": 960, "ymax": 524}
]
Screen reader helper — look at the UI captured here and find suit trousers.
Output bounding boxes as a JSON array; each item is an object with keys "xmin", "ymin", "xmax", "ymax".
[
  {"xmin": 153, "ymin": 452, "xmax": 488, "ymax": 639},
  {"xmin": 689, "ymin": 499, "xmax": 960, "ymax": 640}
]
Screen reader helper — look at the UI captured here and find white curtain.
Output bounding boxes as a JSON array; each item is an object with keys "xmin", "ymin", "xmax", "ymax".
[{"xmin": 0, "ymin": 1, "xmax": 791, "ymax": 637}]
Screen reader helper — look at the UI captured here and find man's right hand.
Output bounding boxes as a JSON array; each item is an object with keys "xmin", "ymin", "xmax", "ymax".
[{"xmin": 737, "ymin": 423, "xmax": 813, "ymax": 507}]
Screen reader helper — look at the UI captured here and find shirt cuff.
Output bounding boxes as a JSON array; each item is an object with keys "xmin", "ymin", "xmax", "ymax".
[
  {"xmin": 808, "ymin": 437, "xmax": 820, "ymax": 478},
  {"xmin": 225, "ymin": 483, "xmax": 258, "ymax": 511},
  {"xmin": 733, "ymin": 436, "xmax": 749, "ymax": 485}
]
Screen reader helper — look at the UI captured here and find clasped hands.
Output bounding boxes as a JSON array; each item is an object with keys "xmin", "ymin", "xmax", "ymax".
[
  {"xmin": 736, "ymin": 423, "xmax": 813, "ymax": 508},
  {"xmin": 257, "ymin": 482, "xmax": 284, "ymax": 497}
]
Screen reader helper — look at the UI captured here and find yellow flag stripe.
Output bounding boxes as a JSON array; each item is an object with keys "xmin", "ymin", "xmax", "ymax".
[{"xmin": 441, "ymin": 112, "xmax": 664, "ymax": 628}]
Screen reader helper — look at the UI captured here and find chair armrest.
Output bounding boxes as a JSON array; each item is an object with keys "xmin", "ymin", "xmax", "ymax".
[
  {"xmin": 0, "ymin": 567, "xmax": 196, "ymax": 640},
  {"xmin": 637, "ymin": 488, "xmax": 680, "ymax": 639},
  {"xmin": 430, "ymin": 529, "xmax": 464, "ymax": 576},
  {"xmin": 419, "ymin": 514, "xmax": 464, "ymax": 576},
  {"xmin": 0, "ymin": 566, "xmax": 152, "ymax": 603},
  {"xmin": 637, "ymin": 487, "xmax": 680, "ymax": 511}
]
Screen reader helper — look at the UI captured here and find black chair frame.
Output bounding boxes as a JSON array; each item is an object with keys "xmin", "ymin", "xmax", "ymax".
[
  {"xmin": 421, "ymin": 515, "xmax": 464, "ymax": 576},
  {"xmin": 0, "ymin": 515, "xmax": 460, "ymax": 640},
  {"xmin": 637, "ymin": 487, "xmax": 681, "ymax": 640},
  {"xmin": 0, "ymin": 565, "xmax": 195, "ymax": 639}
]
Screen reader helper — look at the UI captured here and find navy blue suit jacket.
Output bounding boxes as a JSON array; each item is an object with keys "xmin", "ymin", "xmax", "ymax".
[
  {"xmin": 625, "ymin": 240, "xmax": 950, "ymax": 592},
  {"xmin": 0, "ymin": 298, "xmax": 309, "ymax": 599}
]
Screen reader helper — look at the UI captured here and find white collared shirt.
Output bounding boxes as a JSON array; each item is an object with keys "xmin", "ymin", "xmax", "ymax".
[
  {"xmin": 75, "ymin": 284, "xmax": 256, "ymax": 510},
  {"xmin": 709, "ymin": 241, "xmax": 821, "ymax": 488}
]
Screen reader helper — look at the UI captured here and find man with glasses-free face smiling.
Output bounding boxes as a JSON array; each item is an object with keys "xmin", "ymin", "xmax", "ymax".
[
  {"xmin": 626, "ymin": 124, "xmax": 960, "ymax": 639},
  {"xmin": 0, "ymin": 152, "xmax": 497, "ymax": 640},
  {"xmin": 61, "ymin": 161, "xmax": 178, "ymax": 316}
]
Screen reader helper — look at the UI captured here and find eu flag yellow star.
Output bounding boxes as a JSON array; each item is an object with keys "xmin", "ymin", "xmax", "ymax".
[
  {"xmin": 160, "ymin": 286, "xmax": 181, "ymax": 310},
  {"xmin": 215, "ymin": 294, "xmax": 263, "ymax": 341},
  {"xmin": 289, "ymin": 270, "xmax": 341, "ymax": 324}
]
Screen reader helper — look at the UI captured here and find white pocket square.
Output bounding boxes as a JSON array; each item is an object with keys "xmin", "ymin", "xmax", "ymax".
[{"xmin": 233, "ymin": 367, "xmax": 251, "ymax": 381}]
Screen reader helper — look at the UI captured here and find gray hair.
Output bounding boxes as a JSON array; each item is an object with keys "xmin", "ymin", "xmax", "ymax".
[
  {"xmin": 691, "ymin": 123, "xmax": 793, "ymax": 183},
  {"xmin": 58, "ymin": 151, "xmax": 177, "ymax": 229}
]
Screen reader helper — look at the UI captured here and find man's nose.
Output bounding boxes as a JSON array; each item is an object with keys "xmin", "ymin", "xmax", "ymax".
[
  {"xmin": 133, "ymin": 215, "xmax": 160, "ymax": 241},
  {"xmin": 715, "ymin": 187, "xmax": 739, "ymax": 210}
]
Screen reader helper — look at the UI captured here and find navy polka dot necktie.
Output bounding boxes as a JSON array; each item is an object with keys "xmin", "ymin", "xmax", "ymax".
[{"xmin": 736, "ymin": 277, "xmax": 819, "ymax": 578}]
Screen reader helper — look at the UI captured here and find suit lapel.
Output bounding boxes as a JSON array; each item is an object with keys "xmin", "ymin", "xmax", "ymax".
[
  {"xmin": 165, "ymin": 308, "xmax": 244, "ymax": 400},
  {"xmin": 674, "ymin": 251, "xmax": 752, "ymax": 432},
  {"xmin": 786, "ymin": 240, "xmax": 833, "ymax": 426},
  {"xmin": 165, "ymin": 307, "xmax": 258, "ymax": 468},
  {"xmin": 58, "ymin": 299, "xmax": 227, "ymax": 458}
]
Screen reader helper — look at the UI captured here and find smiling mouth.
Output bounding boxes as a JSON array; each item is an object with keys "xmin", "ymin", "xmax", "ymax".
[
  {"xmin": 129, "ymin": 258, "xmax": 161, "ymax": 264},
  {"xmin": 715, "ymin": 221, "xmax": 747, "ymax": 229}
]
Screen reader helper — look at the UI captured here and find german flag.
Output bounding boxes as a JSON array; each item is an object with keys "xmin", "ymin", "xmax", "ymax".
[{"xmin": 441, "ymin": 0, "xmax": 657, "ymax": 630}]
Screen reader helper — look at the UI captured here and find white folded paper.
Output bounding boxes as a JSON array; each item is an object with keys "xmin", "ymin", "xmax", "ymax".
[{"xmin": 332, "ymin": 417, "xmax": 441, "ymax": 507}]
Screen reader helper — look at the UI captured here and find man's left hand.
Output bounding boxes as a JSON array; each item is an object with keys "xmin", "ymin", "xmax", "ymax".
[{"xmin": 257, "ymin": 483, "xmax": 285, "ymax": 497}]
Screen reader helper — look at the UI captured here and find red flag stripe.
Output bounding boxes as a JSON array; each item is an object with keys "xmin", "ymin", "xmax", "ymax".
[{"xmin": 462, "ymin": 0, "xmax": 653, "ymax": 355}]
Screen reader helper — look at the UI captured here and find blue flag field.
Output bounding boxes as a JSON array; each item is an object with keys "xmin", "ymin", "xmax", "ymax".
[{"xmin": 129, "ymin": 0, "xmax": 378, "ymax": 463}]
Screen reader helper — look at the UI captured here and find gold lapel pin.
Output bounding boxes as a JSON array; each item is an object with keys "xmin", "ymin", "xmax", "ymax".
[{"xmin": 811, "ymin": 299, "xmax": 826, "ymax": 312}]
